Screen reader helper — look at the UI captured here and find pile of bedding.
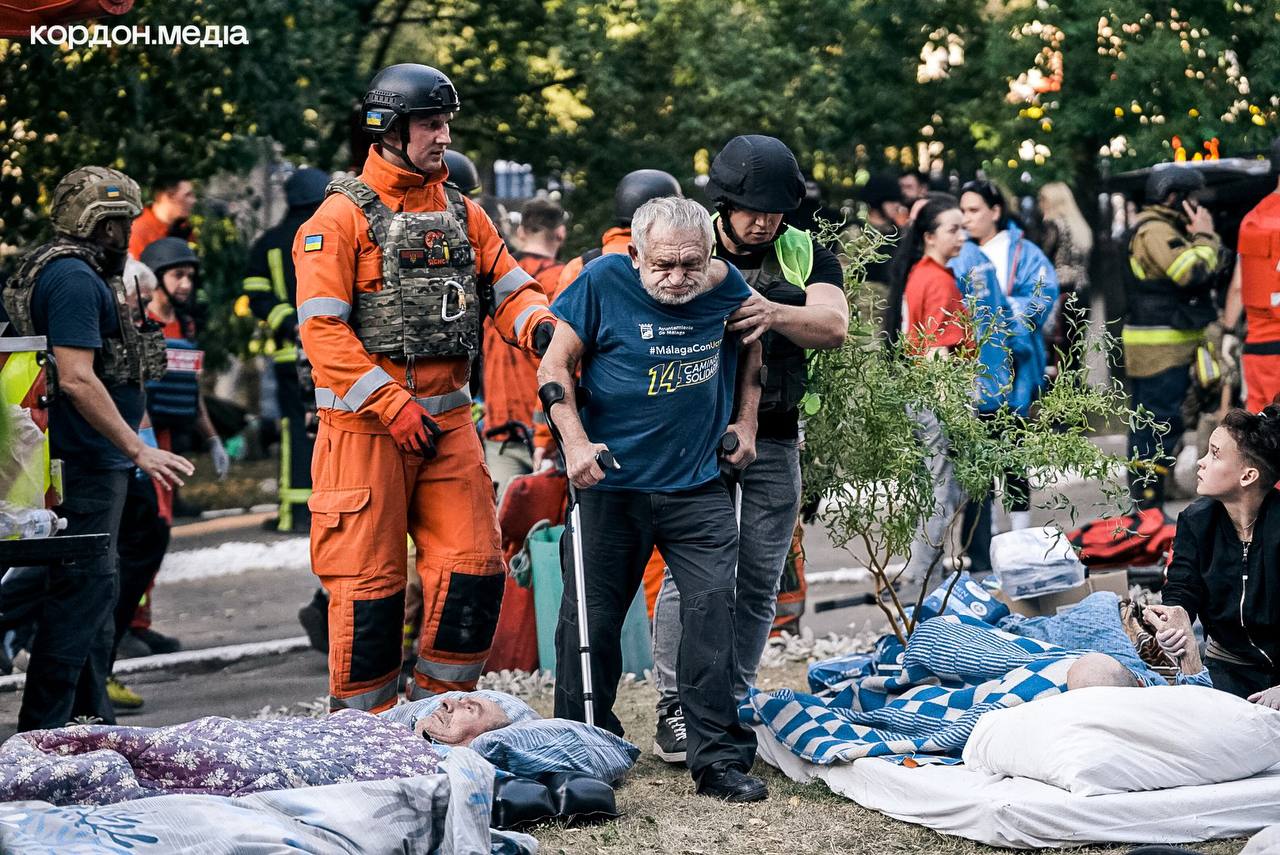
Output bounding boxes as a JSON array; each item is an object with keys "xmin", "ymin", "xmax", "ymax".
[{"xmin": 747, "ymin": 582, "xmax": 1280, "ymax": 848}]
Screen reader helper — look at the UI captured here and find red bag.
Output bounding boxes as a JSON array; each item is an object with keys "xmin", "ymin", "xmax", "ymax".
[
  {"xmin": 1067, "ymin": 507, "xmax": 1175, "ymax": 568},
  {"xmin": 484, "ymin": 469, "xmax": 568, "ymax": 673}
]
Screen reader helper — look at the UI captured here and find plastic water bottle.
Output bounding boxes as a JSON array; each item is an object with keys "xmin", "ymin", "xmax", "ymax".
[{"xmin": 0, "ymin": 508, "xmax": 67, "ymax": 539}]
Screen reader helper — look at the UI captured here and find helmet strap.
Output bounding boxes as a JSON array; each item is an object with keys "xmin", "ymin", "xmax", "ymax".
[
  {"xmin": 379, "ymin": 119, "xmax": 430, "ymax": 178},
  {"xmin": 716, "ymin": 203, "xmax": 783, "ymax": 252}
]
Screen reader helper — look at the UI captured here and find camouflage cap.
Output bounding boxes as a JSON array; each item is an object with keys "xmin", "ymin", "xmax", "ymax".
[{"xmin": 50, "ymin": 166, "xmax": 142, "ymax": 239}]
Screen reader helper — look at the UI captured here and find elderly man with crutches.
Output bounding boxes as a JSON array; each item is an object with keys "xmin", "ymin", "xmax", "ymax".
[{"xmin": 536, "ymin": 196, "xmax": 767, "ymax": 802}]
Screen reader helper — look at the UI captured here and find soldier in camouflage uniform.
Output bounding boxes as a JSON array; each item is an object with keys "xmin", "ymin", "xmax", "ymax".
[
  {"xmin": 1, "ymin": 166, "xmax": 193, "ymax": 730},
  {"xmin": 294, "ymin": 65, "xmax": 556, "ymax": 713}
]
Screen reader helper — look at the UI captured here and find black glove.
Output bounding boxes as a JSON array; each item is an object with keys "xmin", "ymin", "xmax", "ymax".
[{"xmin": 533, "ymin": 320, "xmax": 556, "ymax": 357}]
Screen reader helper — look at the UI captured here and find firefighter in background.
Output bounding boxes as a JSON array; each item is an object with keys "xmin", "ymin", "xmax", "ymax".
[
  {"xmin": 484, "ymin": 197, "xmax": 566, "ymax": 498},
  {"xmin": 1225, "ymin": 137, "xmax": 1280, "ymax": 413},
  {"xmin": 243, "ymin": 167, "xmax": 330, "ymax": 532},
  {"xmin": 1123, "ymin": 165, "xmax": 1228, "ymax": 509},
  {"xmin": 294, "ymin": 63, "xmax": 556, "ymax": 711}
]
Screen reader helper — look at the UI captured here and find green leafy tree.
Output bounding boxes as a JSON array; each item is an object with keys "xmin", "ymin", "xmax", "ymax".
[{"xmin": 803, "ymin": 226, "xmax": 1157, "ymax": 641}]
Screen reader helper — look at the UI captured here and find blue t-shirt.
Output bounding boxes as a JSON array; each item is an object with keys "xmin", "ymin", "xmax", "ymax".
[
  {"xmin": 31, "ymin": 257, "xmax": 144, "ymax": 470},
  {"xmin": 551, "ymin": 253, "xmax": 750, "ymax": 492}
]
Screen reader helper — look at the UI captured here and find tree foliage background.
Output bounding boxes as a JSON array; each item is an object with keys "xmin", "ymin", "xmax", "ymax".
[{"xmin": 1, "ymin": 0, "xmax": 1277, "ymax": 277}]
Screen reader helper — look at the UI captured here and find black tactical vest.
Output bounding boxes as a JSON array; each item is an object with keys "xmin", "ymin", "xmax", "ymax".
[
  {"xmin": 742, "ymin": 253, "xmax": 809, "ymax": 414},
  {"xmin": 3, "ymin": 239, "xmax": 166, "ymax": 385}
]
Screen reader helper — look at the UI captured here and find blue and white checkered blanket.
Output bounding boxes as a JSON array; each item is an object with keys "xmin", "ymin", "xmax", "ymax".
[{"xmin": 740, "ymin": 615, "xmax": 1084, "ymax": 765}]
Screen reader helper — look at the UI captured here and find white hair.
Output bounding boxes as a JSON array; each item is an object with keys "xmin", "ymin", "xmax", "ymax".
[{"xmin": 631, "ymin": 196, "xmax": 713, "ymax": 259}]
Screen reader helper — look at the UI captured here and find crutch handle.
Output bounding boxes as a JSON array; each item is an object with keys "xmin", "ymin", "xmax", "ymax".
[
  {"xmin": 717, "ymin": 431, "xmax": 739, "ymax": 457},
  {"xmin": 595, "ymin": 450, "xmax": 619, "ymax": 471}
]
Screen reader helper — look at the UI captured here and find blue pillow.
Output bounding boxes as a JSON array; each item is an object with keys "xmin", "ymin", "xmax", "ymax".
[{"xmin": 470, "ymin": 718, "xmax": 639, "ymax": 783}]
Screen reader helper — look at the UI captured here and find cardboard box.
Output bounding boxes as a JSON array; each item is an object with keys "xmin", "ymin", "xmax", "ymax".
[{"xmin": 994, "ymin": 569, "xmax": 1130, "ymax": 617}]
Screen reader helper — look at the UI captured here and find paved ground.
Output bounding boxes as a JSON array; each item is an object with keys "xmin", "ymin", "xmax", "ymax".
[{"xmin": 0, "ymin": 438, "xmax": 1200, "ymax": 734}]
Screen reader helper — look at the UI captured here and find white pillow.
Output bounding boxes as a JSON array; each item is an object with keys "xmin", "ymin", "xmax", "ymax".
[{"xmin": 962, "ymin": 685, "xmax": 1280, "ymax": 796}]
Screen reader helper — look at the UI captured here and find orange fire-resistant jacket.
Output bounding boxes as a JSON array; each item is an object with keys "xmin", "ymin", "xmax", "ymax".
[{"xmin": 294, "ymin": 147, "xmax": 555, "ymax": 434}]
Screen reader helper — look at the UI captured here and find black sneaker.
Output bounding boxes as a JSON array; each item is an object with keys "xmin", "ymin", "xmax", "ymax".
[
  {"xmin": 653, "ymin": 702, "xmax": 687, "ymax": 764},
  {"xmin": 696, "ymin": 761, "xmax": 768, "ymax": 802},
  {"xmin": 298, "ymin": 589, "xmax": 329, "ymax": 653},
  {"xmin": 130, "ymin": 628, "xmax": 181, "ymax": 655}
]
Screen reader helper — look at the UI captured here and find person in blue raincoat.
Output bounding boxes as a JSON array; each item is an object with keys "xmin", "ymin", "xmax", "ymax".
[{"xmin": 949, "ymin": 179, "xmax": 1058, "ymax": 571}]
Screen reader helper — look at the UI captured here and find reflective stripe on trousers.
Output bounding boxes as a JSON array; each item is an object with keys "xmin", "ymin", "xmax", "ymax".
[{"xmin": 329, "ymin": 675, "xmax": 399, "ymax": 712}]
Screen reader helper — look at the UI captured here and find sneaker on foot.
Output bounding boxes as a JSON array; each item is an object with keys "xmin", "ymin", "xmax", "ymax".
[
  {"xmin": 107, "ymin": 676, "xmax": 144, "ymax": 711},
  {"xmin": 115, "ymin": 631, "xmax": 152, "ymax": 660},
  {"xmin": 298, "ymin": 590, "xmax": 329, "ymax": 654},
  {"xmin": 131, "ymin": 628, "xmax": 181, "ymax": 655},
  {"xmin": 653, "ymin": 702, "xmax": 687, "ymax": 764}
]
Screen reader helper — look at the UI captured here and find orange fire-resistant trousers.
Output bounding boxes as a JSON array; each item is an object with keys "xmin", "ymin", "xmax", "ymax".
[{"xmin": 309, "ymin": 418, "xmax": 504, "ymax": 713}]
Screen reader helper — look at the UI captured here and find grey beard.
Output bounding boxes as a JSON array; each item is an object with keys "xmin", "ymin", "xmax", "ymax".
[{"xmin": 641, "ymin": 279, "xmax": 711, "ymax": 305}]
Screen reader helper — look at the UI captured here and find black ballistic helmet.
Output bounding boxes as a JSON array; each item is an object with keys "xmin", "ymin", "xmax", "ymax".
[
  {"xmin": 1145, "ymin": 164, "xmax": 1206, "ymax": 205},
  {"xmin": 140, "ymin": 237, "xmax": 200, "ymax": 277},
  {"xmin": 285, "ymin": 167, "xmax": 330, "ymax": 209},
  {"xmin": 706, "ymin": 135, "xmax": 806, "ymax": 214},
  {"xmin": 614, "ymin": 169, "xmax": 682, "ymax": 225},
  {"xmin": 443, "ymin": 150, "xmax": 482, "ymax": 196},
  {"xmin": 362, "ymin": 64, "xmax": 460, "ymax": 136}
]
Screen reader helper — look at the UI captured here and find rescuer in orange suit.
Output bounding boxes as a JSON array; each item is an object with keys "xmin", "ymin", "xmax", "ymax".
[{"xmin": 294, "ymin": 64, "xmax": 557, "ymax": 713}]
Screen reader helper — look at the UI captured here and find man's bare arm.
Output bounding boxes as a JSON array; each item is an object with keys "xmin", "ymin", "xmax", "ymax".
[
  {"xmin": 728, "ymin": 281, "xmax": 849, "ymax": 349},
  {"xmin": 724, "ymin": 338, "xmax": 762, "ymax": 468},
  {"xmin": 535, "ymin": 322, "xmax": 610, "ymax": 488},
  {"xmin": 54, "ymin": 345, "xmax": 194, "ymax": 487}
]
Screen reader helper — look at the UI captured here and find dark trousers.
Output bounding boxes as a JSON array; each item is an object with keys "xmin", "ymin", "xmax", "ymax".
[
  {"xmin": 1128, "ymin": 363, "xmax": 1191, "ymax": 509},
  {"xmin": 18, "ymin": 465, "xmax": 128, "ymax": 730},
  {"xmin": 553, "ymin": 481, "xmax": 756, "ymax": 781},
  {"xmin": 1206, "ymin": 657, "xmax": 1280, "ymax": 700},
  {"xmin": 113, "ymin": 475, "xmax": 171, "ymax": 656}
]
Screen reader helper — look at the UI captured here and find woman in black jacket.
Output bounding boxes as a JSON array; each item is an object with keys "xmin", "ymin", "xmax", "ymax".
[{"xmin": 1145, "ymin": 399, "xmax": 1280, "ymax": 703}]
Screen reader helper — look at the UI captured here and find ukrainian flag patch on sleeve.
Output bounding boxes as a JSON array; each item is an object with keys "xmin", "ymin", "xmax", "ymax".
[{"xmin": 303, "ymin": 234, "xmax": 324, "ymax": 252}]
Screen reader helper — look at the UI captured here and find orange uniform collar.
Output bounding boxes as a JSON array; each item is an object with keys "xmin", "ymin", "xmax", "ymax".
[{"xmin": 361, "ymin": 145, "xmax": 449, "ymax": 197}]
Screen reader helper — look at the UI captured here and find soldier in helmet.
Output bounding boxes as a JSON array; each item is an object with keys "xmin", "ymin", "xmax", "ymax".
[
  {"xmin": 1124, "ymin": 165, "xmax": 1227, "ymax": 509},
  {"xmin": 650, "ymin": 136, "xmax": 849, "ymax": 765},
  {"xmin": 294, "ymin": 64, "xmax": 556, "ymax": 713},
  {"xmin": 243, "ymin": 166, "xmax": 330, "ymax": 534},
  {"xmin": 1, "ymin": 166, "xmax": 193, "ymax": 730}
]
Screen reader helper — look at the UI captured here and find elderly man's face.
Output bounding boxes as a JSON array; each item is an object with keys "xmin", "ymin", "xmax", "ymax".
[
  {"xmin": 629, "ymin": 226, "xmax": 713, "ymax": 305},
  {"xmin": 415, "ymin": 696, "xmax": 508, "ymax": 745}
]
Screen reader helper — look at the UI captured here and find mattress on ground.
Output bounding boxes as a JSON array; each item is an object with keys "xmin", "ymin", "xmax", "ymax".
[{"xmin": 754, "ymin": 724, "xmax": 1280, "ymax": 849}]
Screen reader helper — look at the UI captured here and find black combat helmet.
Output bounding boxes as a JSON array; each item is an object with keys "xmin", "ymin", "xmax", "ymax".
[
  {"xmin": 706, "ymin": 135, "xmax": 806, "ymax": 214},
  {"xmin": 614, "ymin": 169, "xmax": 682, "ymax": 226},
  {"xmin": 443, "ymin": 150, "xmax": 482, "ymax": 196},
  {"xmin": 362, "ymin": 64, "xmax": 460, "ymax": 136},
  {"xmin": 285, "ymin": 168, "xmax": 330, "ymax": 209},
  {"xmin": 1145, "ymin": 164, "xmax": 1206, "ymax": 205},
  {"xmin": 139, "ymin": 237, "xmax": 200, "ymax": 278}
]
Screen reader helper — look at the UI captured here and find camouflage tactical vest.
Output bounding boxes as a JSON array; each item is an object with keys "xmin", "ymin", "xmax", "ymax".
[
  {"xmin": 3, "ymin": 238, "xmax": 166, "ymax": 386},
  {"xmin": 326, "ymin": 178, "xmax": 481, "ymax": 359}
]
